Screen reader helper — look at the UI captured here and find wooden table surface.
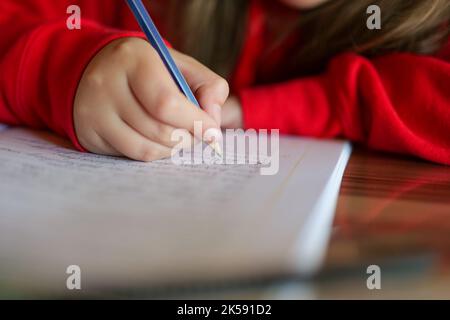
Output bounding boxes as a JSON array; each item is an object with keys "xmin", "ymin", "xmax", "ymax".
[
  {"xmin": 187, "ymin": 147, "xmax": 450, "ymax": 300},
  {"xmin": 318, "ymin": 147, "xmax": 450, "ymax": 299}
]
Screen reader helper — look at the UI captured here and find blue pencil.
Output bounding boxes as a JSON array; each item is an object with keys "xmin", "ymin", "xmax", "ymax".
[
  {"xmin": 126, "ymin": 0, "xmax": 222, "ymax": 155},
  {"xmin": 125, "ymin": 0, "xmax": 200, "ymax": 107}
]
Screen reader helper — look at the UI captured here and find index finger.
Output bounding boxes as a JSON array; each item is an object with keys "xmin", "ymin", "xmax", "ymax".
[
  {"xmin": 172, "ymin": 49, "xmax": 229, "ymax": 125},
  {"xmin": 127, "ymin": 48, "xmax": 220, "ymax": 139}
]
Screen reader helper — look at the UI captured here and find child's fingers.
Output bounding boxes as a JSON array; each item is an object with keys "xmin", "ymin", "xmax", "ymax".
[
  {"xmin": 171, "ymin": 49, "xmax": 229, "ymax": 126},
  {"xmin": 75, "ymin": 120, "xmax": 121, "ymax": 157},
  {"xmin": 87, "ymin": 130, "xmax": 122, "ymax": 157},
  {"xmin": 119, "ymin": 95, "xmax": 194, "ymax": 149},
  {"xmin": 128, "ymin": 65, "xmax": 220, "ymax": 140},
  {"xmin": 195, "ymin": 91, "xmax": 227, "ymax": 127},
  {"xmin": 98, "ymin": 115, "xmax": 172, "ymax": 162}
]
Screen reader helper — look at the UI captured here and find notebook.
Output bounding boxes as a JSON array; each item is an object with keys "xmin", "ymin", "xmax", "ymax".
[{"xmin": 0, "ymin": 126, "xmax": 351, "ymax": 294}]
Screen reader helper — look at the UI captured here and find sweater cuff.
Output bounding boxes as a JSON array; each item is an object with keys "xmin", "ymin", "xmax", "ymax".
[{"xmin": 17, "ymin": 21, "xmax": 146, "ymax": 152}]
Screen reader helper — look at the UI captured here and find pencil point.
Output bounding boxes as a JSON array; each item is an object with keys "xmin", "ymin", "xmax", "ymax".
[{"xmin": 212, "ymin": 142, "xmax": 223, "ymax": 158}]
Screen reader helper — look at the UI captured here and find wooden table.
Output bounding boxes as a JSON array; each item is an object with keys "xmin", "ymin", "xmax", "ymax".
[
  {"xmin": 318, "ymin": 147, "xmax": 450, "ymax": 299},
  {"xmin": 184, "ymin": 148, "xmax": 450, "ymax": 299}
]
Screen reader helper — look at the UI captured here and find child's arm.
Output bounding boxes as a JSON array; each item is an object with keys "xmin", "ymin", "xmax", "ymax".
[
  {"xmin": 0, "ymin": 1, "xmax": 142, "ymax": 150},
  {"xmin": 0, "ymin": 0, "xmax": 227, "ymax": 160},
  {"xmin": 232, "ymin": 50, "xmax": 450, "ymax": 165}
]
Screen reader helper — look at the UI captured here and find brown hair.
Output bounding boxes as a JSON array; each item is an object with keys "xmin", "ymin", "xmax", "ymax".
[{"xmin": 160, "ymin": 0, "xmax": 450, "ymax": 79}]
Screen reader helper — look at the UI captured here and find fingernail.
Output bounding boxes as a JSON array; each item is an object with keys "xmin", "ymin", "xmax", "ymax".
[
  {"xmin": 209, "ymin": 104, "xmax": 222, "ymax": 127},
  {"xmin": 212, "ymin": 141, "xmax": 223, "ymax": 157},
  {"xmin": 204, "ymin": 128, "xmax": 223, "ymax": 144}
]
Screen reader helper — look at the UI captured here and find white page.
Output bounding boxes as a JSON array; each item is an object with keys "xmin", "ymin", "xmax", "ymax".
[{"xmin": 0, "ymin": 128, "xmax": 350, "ymax": 293}]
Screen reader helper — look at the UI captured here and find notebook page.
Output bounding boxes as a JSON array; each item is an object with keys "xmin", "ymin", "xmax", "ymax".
[
  {"xmin": 0, "ymin": 127, "xmax": 349, "ymax": 291},
  {"xmin": 0, "ymin": 129, "xmax": 274, "ymax": 216}
]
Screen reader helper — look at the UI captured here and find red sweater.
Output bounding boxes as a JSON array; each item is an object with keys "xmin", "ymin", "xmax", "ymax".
[{"xmin": 1, "ymin": 0, "xmax": 449, "ymax": 164}]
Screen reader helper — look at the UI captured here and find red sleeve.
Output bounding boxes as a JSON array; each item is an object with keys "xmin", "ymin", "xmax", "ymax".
[
  {"xmin": 239, "ymin": 51, "xmax": 450, "ymax": 165},
  {"xmin": 0, "ymin": 0, "xmax": 144, "ymax": 150}
]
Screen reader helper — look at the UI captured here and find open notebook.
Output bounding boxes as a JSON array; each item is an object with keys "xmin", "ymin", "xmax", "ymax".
[{"xmin": 0, "ymin": 126, "xmax": 351, "ymax": 294}]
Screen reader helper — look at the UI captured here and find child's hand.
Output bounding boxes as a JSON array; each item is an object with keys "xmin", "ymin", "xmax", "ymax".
[{"xmin": 74, "ymin": 37, "xmax": 228, "ymax": 161}]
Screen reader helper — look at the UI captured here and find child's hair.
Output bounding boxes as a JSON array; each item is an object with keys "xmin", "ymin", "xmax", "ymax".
[{"xmin": 162, "ymin": 0, "xmax": 450, "ymax": 79}]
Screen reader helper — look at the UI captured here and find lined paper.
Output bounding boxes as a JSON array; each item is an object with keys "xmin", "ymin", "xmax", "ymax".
[{"xmin": 0, "ymin": 127, "xmax": 350, "ymax": 293}]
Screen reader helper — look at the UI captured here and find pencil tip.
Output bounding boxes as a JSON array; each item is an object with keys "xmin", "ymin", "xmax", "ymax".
[{"xmin": 212, "ymin": 142, "xmax": 223, "ymax": 157}]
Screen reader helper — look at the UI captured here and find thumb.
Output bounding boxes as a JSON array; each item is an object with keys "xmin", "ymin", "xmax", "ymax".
[{"xmin": 195, "ymin": 81, "xmax": 228, "ymax": 127}]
